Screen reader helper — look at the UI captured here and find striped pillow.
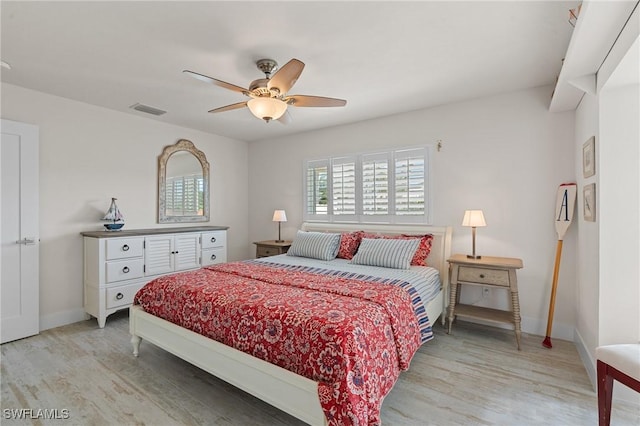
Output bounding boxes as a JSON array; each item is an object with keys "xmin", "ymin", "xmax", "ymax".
[
  {"xmin": 287, "ymin": 231, "xmax": 341, "ymax": 261},
  {"xmin": 351, "ymin": 237, "xmax": 420, "ymax": 269},
  {"xmin": 360, "ymin": 233, "xmax": 434, "ymax": 266}
]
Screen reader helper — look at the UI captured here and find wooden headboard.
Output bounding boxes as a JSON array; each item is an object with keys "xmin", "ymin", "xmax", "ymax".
[{"xmin": 301, "ymin": 222, "xmax": 452, "ymax": 289}]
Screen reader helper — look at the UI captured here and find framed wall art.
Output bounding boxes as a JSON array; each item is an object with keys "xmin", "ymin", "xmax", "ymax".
[
  {"xmin": 583, "ymin": 183, "xmax": 596, "ymax": 222},
  {"xmin": 583, "ymin": 136, "xmax": 595, "ymax": 178}
]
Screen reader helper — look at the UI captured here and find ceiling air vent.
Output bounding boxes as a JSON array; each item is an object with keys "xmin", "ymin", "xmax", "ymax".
[{"xmin": 130, "ymin": 103, "xmax": 167, "ymax": 116}]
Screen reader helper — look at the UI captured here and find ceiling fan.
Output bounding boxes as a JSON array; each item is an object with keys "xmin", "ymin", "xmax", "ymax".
[{"xmin": 184, "ymin": 58, "xmax": 346, "ymax": 124}]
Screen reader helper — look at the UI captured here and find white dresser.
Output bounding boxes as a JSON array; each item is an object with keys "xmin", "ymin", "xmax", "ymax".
[{"xmin": 81, "ymin": 226, "xmax": 228, "ymax": 327}]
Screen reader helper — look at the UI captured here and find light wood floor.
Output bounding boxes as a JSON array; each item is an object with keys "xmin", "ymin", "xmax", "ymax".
[{"xmin": 2, "ymin": 310, "xmax": 638, "ymax": 425}]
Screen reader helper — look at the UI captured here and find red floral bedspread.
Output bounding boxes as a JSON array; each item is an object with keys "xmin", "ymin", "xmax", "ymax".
[{"xmin": 134, "ymin": 261, "xmax": 422, "ymax": 425}]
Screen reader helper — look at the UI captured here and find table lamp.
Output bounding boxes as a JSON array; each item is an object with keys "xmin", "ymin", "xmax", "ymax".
[
  {"xmin": 272, "ymin": 210, "xmax": 287, "ymax": 242},
  {"xmin": 462, "ymin": 210, "xmax": 486, "ymax": 259}
]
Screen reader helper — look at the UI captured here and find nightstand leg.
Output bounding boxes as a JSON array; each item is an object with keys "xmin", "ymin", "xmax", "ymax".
[
  {"xmin": 508, "ymin": 269, "xmax": 522, "ymax": 350},
  {"xmin": 511, "ymin": 289, "xmax": 522, "ymax": 350},
  {"xmin": 447, "ymin": 267, "xmax": 459, "ymax": 334}
]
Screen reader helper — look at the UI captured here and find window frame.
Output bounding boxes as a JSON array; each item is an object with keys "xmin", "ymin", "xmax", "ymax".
[{"xmin": 303, "ymin": 145, "xmax": 433, "ymax": 224}]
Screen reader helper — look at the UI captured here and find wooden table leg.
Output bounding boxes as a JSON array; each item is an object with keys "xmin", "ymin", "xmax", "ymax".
[
  {"xmin": 447, "ymin": 266, "xmax": 458, "ymax": 333},
  {"xmin": 509, "ymin": 269, "xmax": 522, "ymax": 350}
]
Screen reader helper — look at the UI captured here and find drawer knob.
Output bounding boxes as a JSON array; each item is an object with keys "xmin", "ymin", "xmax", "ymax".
[
  {"xmin": 122, "ymin": 266, "xmax": 130, "ymax": 273},
  {"xmin": 479, "ymin": 274, "xmax": 485, "ymax": 279},
  {"xmin": 210, "ymin": 237, "xmax": 216, "ymax": 243},
  {"xmin": 116, "ymin": 292, "xmax": 124, "ymax": 300},
  {"xmin": 122, "ymin": 244, "xmax": 130, "ymax": 251},
  {"xmin": 211, "ymin": 254, "xmax": 216, "ymax": 260}
]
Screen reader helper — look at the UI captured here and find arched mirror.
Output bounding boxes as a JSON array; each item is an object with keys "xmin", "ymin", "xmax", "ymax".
[{"xmin": 158, "ymin": 139, "xmax": 210, "ymax": 223}]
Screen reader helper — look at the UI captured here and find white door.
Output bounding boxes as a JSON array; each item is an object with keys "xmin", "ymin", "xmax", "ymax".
[{"xmin": 1, "ymin": 119, "xmax": 39, "ymax": 343}]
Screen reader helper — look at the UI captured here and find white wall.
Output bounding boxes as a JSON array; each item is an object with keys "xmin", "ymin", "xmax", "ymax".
[
  {"xmin": 1, "ymin": 83, "xmax": 250, "ymax": 330},
  {"xmin": 599, "ymin": 83, "xmax": 639, "ymax": 344},
  {"xmin": 574, "ymin": 92, "xmax": 600, "ymax": 372},
  {"xmin": 598, "ymin": 83, "xmax": 640, "ymax": 406},
  {"xmin": 248, "ymin": 85, "xmax": 576, "ymax": 338},
  {"xmin": 573, "ymin": 31, "xmax": 639, "ymax": 404}
]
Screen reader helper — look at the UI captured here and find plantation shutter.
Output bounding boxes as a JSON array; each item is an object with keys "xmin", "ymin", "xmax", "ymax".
[
  {"xmin": 332, "ymin": 157, "xmax": 357, "ymax": 217},
  {"xmin": 305, "ymin": 159, "xmax": 329, "ymax": 220},
  {"xmin": 362, "ymin": 152, "xmax": 390, "ymax": 216},
  {"xmin": 395, "ymin": 147, "xmax": 427, "ymax": 220}
]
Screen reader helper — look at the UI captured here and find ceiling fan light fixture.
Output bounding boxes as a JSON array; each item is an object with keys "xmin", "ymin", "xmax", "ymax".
[{"xmin": 247, "ymin": 97, "xmax": 287, "ymax": 122}]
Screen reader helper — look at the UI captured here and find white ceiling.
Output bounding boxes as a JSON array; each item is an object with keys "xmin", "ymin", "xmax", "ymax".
[{"xmin": 1, "ymin": 1, "xmax": 576, "ymax": 142}]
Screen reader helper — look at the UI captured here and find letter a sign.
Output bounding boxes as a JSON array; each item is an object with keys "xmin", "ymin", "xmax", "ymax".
[{"xmin": 554, "ymin": 183, "xmax": 577, "ymax": 241}]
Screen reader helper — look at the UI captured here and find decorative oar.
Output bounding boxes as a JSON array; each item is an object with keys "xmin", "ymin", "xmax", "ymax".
[{"xmin": 542, "ymin": 183, "xmax": 577, "ymax": 348}]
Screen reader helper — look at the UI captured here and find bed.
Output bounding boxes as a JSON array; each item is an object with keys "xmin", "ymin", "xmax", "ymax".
[{"xmin": 129, "ymin": 223, "xmax": 452, "ymax": 425}]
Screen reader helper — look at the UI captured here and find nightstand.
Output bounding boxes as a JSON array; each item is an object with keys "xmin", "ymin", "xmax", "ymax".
[
  {"xmin": 253, "ymin": 240, "xmax": 292, "ymax": 258},
  {"xmin": 447, "ymin": 254, "xmax": 524, "ymax": 350}
]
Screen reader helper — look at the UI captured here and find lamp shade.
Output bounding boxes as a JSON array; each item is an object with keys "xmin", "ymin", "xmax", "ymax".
[
  {"xmin": 462, "ymin": 210, "xmax": 486, "ymax": 227},
  {"xmin": 247, "ymin": 98, "xmax": 287, "ymax": 122},
  {"xmin": 272, "ymin": 210, "xmax": 287, "ymax": 222}
]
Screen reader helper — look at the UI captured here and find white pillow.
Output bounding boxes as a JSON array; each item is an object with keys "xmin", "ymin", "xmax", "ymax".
[
  {"xmin": 287, "ymin": 230, "xmax": 341, "ymax": 261},
  {"xmin": 350, "ymin": 238, "xmax": 420, "ymax": 269}
]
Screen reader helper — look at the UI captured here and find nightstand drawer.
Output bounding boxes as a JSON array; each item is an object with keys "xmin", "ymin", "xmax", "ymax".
[
  {"xmin": 257, "ymin": 246, "xmax": 283, "ymax": 257},
  {"xmin": 458, "ymin": 266, "xmax": 509, "ymax": 286}
]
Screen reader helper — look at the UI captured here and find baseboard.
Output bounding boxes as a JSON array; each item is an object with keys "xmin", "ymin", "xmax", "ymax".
[
  {"xmin": 574, "ymin": 328, "xmax": 597, "ymax": 391},
  {"xmin": 40, "ymin": 308, "xmax": 88, "ymax": 331},
  {"xmin": 520, "ymin": 315, "xmax": 574, "ymax": 341},
  {"xmin": 457, "ymin": 315, "xmax": 574, "ymax": 341}
]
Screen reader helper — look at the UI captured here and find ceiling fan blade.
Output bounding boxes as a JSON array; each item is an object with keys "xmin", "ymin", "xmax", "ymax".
[
  {"xmin": 208, "ymin": 101, "xmax": 248, "ymax": 113},
  {"xmin": 285, "ymin": 95, "xmax": 347, "ymax": 107},
  {"xmin": 183, "ymin": 70, "xmax": 249, "ymax": 94},
  {"xmin": 277, "ymin": 110, "xmax": 292, "ymax": 125},
  {"xmin": 267, "ymin": 59, "xmax": 305, "ymax": 94}
]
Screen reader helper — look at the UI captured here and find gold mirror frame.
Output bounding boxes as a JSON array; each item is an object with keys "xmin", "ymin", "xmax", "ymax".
[{"xmin": 158, "ymin": 139, "xmax": 210, "ymax": 223}]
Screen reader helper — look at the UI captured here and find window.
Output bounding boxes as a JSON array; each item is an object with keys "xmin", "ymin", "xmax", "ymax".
[{"xmin": 304, "ymin": 146, "xmax": 431, "ymax": 224}]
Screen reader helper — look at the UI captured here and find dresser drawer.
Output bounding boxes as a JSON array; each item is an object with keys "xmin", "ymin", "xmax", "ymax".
[
  {"xmin": 106, "ymin": 237, "xmax": 144, "ymax": 260},
  {"xmin": 202, "ymin": 231, "xmax": 226, "ymax": 249},
  {"xmin": 458, "ymin": 266, "xmax": 509, "ymax": 286},
  {"xmin": 106, "ymin": 258, "xmax": 144, "ymax": 283},
  {"xmin": 257, "ymin": 245, "xmax": 284, "ymax": 257},
  {"xmin": 105, "ymin": 282, "xmax": 144, "ymax": 309},
  {"xmin": 202, "ymin": 247, "xmax": 227, "ymax": 266}
]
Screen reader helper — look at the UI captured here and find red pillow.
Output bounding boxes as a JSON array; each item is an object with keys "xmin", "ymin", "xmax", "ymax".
[
  {"xmin": 402, "ymin": 234, "xmax": 434, "ymax": 266},
  {"xmin": 359, "ymin": 233, "xmax": 433, "ymax": 266},
  {"xmin": 337, "ymin": 231, "xmax": 364, "ymax": 260}
]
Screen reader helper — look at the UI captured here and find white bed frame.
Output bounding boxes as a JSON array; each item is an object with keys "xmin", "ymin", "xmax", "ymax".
[{"xmin": 130, "ymin": 223, "xmax": 452, "ymax": 425}]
